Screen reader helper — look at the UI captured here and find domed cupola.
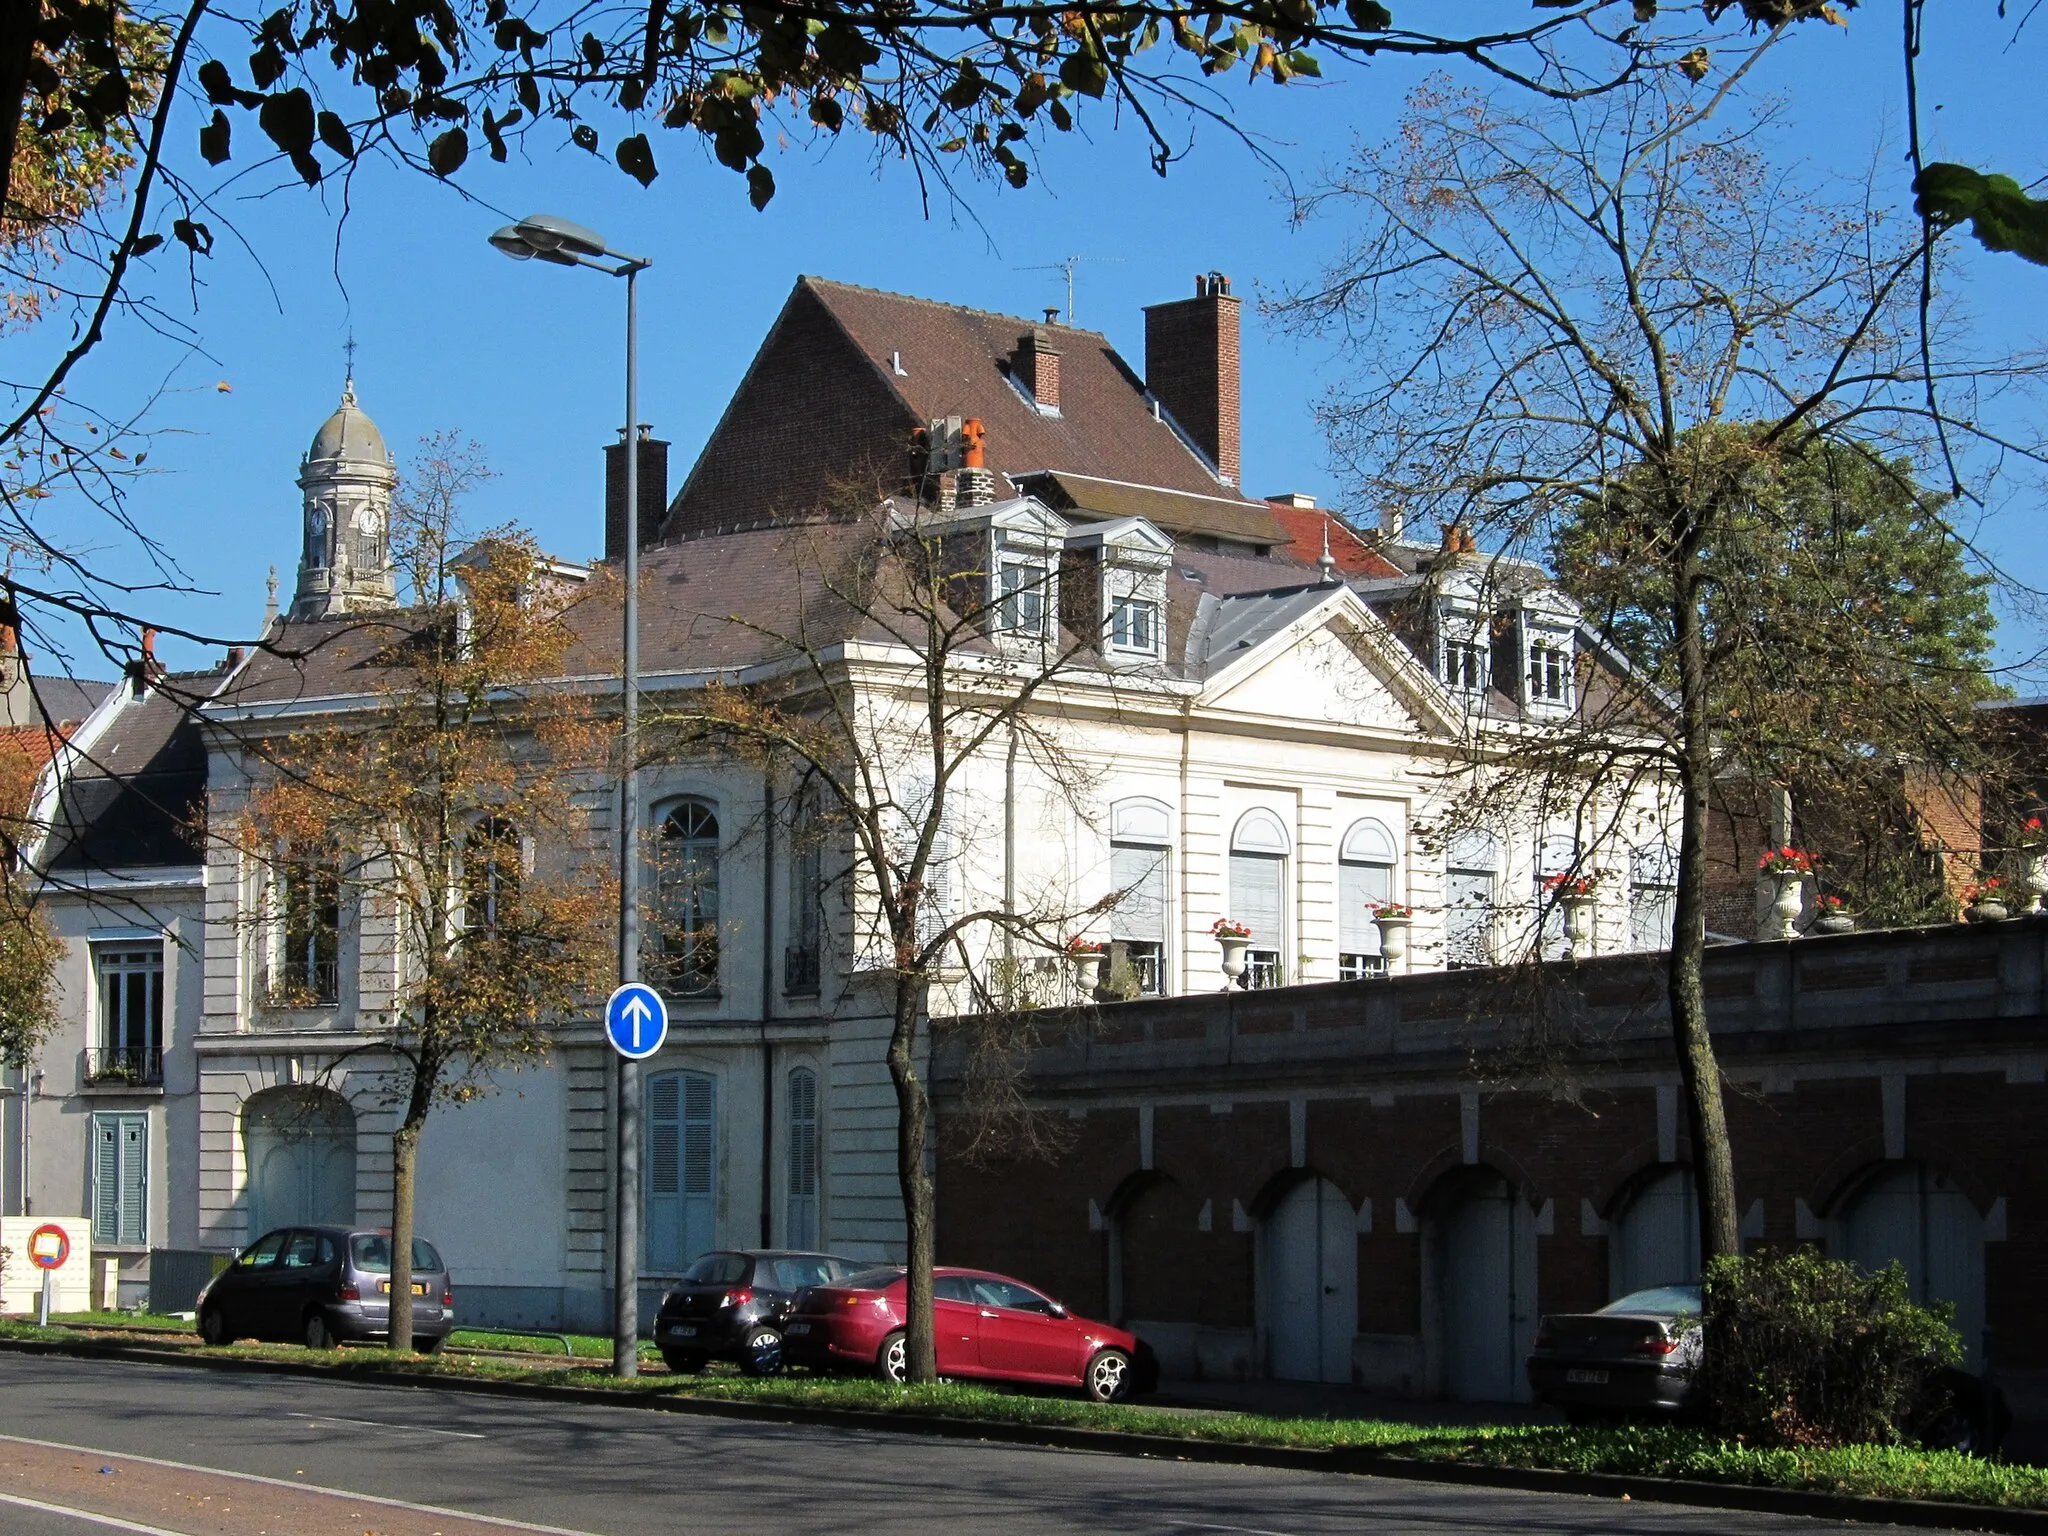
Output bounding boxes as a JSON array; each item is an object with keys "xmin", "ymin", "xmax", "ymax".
[{"xmin": 290, "ymin": 375, "xmax": 399, "ymax": 620}]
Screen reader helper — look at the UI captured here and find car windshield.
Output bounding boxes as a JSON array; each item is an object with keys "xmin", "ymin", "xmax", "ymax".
[
  {"xmin": 1598, "ymin": 1284, "xmax": 1701, "ymax": 1317},
  {"xmin": 680, "ymin": 1253, "xmax": 751, "ymax": 1286},
  {"xmin": 350, "ymin": 1235, "xmax": 445, "ymax": 1274},
  {"xmin": 841, "ymin": 1265, "xmax": 906, "ymax": 1291}
]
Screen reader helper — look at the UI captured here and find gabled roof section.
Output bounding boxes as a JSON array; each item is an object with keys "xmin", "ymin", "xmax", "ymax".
[
  {"xmin": 664, "ymin": 278, "xmax": 1259, "ymax": 544},
  {"xmin": 42, "ymin": 668, "xmax": 228, "ymax": 872},
  {"xmin": 1261, "ymin": 501, "xmax": 1403, "ymax": 578}
]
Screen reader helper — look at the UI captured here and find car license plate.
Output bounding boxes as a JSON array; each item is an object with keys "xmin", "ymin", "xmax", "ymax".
[
  {"xmin": 666, "ymin": 1324, "xmax": 698, "ymax": 1338},
  {"xmin": 786, "ymin": 1322, "xmax": 810, "ymax": 1335},
  {"xmin": 377, "ymin": 1281, "xmax": 429, "ymax": 1296},
  {"xmin": 1566, "ymin": 1368, "xmax": 1609, "ymax": 1385}
]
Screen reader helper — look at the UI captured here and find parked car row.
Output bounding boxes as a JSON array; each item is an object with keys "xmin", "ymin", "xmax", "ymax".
[
  {"xmin": 195, "ymin": 1225, "xmax": 455, "ymax": 1352},
  {"xmin": 654, "ymin": 1249, "xmax": 1150, "ymax": 1402}
]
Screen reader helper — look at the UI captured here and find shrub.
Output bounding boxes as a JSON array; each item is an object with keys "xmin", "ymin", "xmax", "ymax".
[{"xmin": 1699, "ymin": 1249, "xmax": 1960, "ymax": 1448}]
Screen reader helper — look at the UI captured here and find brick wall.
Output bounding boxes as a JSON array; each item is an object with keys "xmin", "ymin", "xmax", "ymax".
[{"xmin": 1143, "ymin": 277, "xmax": 1241, "ymax": 488}]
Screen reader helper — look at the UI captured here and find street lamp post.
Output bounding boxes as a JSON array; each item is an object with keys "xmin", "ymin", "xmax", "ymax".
[{"xmin": 490, "ymin": 213, "xmax": 651, "ymax": 1379}]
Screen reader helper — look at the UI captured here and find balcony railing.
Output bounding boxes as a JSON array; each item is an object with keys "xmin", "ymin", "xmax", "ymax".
[
  {"xmin": 784, "ymin": 945, "xmax": 821, "ymax": 996},
  {"xmin": 263, "ymin": 959, "xmax": 339, "ymax": 1008},
  {"xmin": 86, "ymin": 1046, "xmax": 163, "ymax": 1086}
]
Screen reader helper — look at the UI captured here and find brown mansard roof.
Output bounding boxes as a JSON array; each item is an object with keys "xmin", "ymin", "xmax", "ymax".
[{"xmin": 662, "ymin": 278, "xmax": 1255, "ymax": 541}]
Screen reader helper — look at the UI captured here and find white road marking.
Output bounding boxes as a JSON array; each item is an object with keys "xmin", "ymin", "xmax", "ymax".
[
  {"xmin": 1177, "ymin": 1525, "xmax": 1307, "ymax": 1536},
  {"xmin": 0, "ymin": 1490, "xmax": 191, "ymax": 1534},
  {"xmin": 285, "ymin": 1410, "xmax": 486, "ymax": 1439},
  {"xmin": 0, "ymin": 1434, "xmax": 602, "ymax": 1536}
]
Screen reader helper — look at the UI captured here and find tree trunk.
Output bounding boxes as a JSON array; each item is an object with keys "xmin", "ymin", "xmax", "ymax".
[
  {"xmin": 0, "ymin": 2, "xmax": 38, "ymax": 226},
  {"xmin": 387, "ymin": 1067, "xmax": 433, "ymax": 1353},
  {"xmin": 887, "ymin": 971, "xmax": 937, "ymax": 1383},
  {"xmin": 1668, "ymin": 549, "xmax": 1742, "ymax": 1263}
]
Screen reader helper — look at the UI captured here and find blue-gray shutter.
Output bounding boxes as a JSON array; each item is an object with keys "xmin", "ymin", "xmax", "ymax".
[
  {"xmin": 1110, "ymin": 844, "xmax": 1167, "ymax": 943},
  {"xmin": 786, "ymin": 1068, "xmax": 819, "ymax": 1250},
  {"xmin": 1229, "ymin": 852, "xmax": 1284, "ymax": 949},
  {"xmin": 92, "ymin": 1114, "xmax": 146, "ymax": 1246},
  {"xmin": 646, "ymin": 1073, "xmax": 682, "ymax": 1270},
  {"xmin": 682, "ymin": 1073, "xmax": 717, "ymax": 1265}
]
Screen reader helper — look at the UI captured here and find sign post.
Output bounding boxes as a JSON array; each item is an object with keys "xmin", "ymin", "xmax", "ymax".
[{"xmin": 26, "ymin": 1223, "xmax": 69, "ymax": 1326}]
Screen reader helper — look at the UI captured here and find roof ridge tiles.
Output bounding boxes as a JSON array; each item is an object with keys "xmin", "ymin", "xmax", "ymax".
[{"xmin": 800, "ymin": 275, "xmax": 1110, "ymax": 343}]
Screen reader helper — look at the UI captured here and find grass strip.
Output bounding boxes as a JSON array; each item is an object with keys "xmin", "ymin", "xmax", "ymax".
[{"xmin": 5, "ymin": 1317, "xmax": 2042, "ymax": 1510}]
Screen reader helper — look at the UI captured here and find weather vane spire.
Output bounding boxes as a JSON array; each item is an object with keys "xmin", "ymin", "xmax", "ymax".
[{"xmin": 342, "ymin": 334, "xmax": 358, "ymax": 403}]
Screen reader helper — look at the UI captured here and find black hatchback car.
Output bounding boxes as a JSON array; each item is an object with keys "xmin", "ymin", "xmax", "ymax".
[
  {"xmin": 655, "ymin": 1250, "xmax": 864, "ymax": 1375},
  {"xmin": 196, "ymin": 1226, "xmax": 456, "ymax": 1353}
]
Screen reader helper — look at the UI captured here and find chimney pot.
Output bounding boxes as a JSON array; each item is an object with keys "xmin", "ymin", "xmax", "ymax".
[
  {"xmin": 1043, "ymin": 307, "xmax": 1061, "ymax": 324},
  {"xmin": 962, "ymin": 418, "xmax": 986, "ymax": 470},
  {"xmin": 605, "ymin": 426, "xmax": 670, "ymax": 561},
  {"xmin": 1145, "ymin": 275, "xmax": 1242, "ymax": 488}
]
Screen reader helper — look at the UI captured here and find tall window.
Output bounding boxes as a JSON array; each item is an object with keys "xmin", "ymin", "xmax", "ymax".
[
  {"xmin": 91, "ymin": 1112, "xmax": 147, "ymax": 1245},
  {"xmin": 785, "ymin": 803, "xmax": 824, "ymax": 996},
  {"xmin": 276, "ymin": 855, "xmax": 340, "ymax": 1004},
  {"xmin": 786, "ymin": 1066, "xmax": 819, "ymax": 1249},
  {"xmin": 646, "ymin": 1070, "xmax": 717, "ymax": 1271},
  {"xmin": 996, "ymin": 559, "xmax": 1049, "ymax": 636},
  {"xmin": 653, "ymin": 799, "xmax": 720, "ymax": 996},
  {"xmin": 1230, "ymin": 808, "xmax": 1290, "ymax": 990},
  {"xmin": 1630, "ymin": 844, "xmax": 1679, "ymax": 952},
  {"xmin": 1338, "ymin": 819, "xmax": 1397, "ymax": 980},
  {"xmin": 93, "ymin": 944, "xmax": 163, "ymax": 1083},
  {"xmin": 463, "ymin": 816, "xmax": 521, "ymax": 938},
  {"xmin": 1440, "ymin": 638, "xmax": 1488, "ymax": 693},
  {"xmin": 1445, "ymin": 830, "xmax": 1499, "ymax": 970}
]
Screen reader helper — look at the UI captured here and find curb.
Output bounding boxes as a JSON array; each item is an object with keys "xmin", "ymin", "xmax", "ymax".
[{"xmin": 2, "ymin": 1335, "xmax": 2041, "ymax": 1534}]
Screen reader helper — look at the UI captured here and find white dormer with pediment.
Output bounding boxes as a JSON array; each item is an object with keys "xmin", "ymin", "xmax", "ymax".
[
  {"xmin": 913, "ymin": 495, "xmax": 1070, "ymax": 648},
  {"xmin": 1059, "ymin": 516, "xmax": 1174, "ymax": 667},
  {"xmin": 1430, "ymin": 565, "xmax": 1493, "ymax": 705}
]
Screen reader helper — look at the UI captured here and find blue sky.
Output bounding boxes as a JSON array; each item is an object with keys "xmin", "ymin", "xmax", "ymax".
[{"xmin": 29, "ymin": 7, "xmax": 2048, "ymax": 683}]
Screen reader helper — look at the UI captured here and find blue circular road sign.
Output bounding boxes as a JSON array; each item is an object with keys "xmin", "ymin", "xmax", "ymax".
[{"xmin": 605, "ymin": 982, "xmax": 669, "ymax": 1060}]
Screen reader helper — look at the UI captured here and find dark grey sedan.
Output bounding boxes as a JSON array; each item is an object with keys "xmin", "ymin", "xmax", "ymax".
[
  {"xmin": 1526, "ymin": 1283, "xmax": 1701, "ymax": 1416},
  {"xmin": 196, "ymin": 1226, "xmax": 455, "ymax": 1352}
]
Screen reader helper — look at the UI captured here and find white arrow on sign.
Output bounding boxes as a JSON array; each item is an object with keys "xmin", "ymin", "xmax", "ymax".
[{"xmin": 622, "ymin": 992, "xmax": 654, "ymax": 1051}]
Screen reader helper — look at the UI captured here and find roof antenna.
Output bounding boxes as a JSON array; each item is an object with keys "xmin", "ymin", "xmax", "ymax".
[{"xmin": 1318, "ymin": 514, "xmax": 1338, "ymax": 584}]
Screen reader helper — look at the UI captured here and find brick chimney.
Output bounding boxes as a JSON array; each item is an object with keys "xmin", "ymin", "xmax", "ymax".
[
  {"xmin": 1011, "ymin": 327, "xmax": 1061, "ymax": 412},
  {"xmin": 605, "ymin": 426, "xmax": 670, "ymax": 561},
  {"xmin": 1144, "ymin": 272, "xmax": 1241, "ymax": 488}
]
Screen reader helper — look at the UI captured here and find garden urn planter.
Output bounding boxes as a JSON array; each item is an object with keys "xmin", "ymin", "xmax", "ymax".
[
  {"xmin": 1812, "ymin": 910, "xmax": 1857, "ymax": 936},
  {"xmin": 1373, "ymin": 914, "xmax": 1411, "ymax": 974},
  {"xmin": 1760, "ymin": 871, "xmax": 1804, "ymax": 941},
  {"xmin": 1563, "ymin": 894, "xmax": 1598, "ymax": 958},
  {"xmin": 2022, "ymin": 853, "xmax": 2048, "ymax": 915},
  {"xmin": 1068, "ymin": 951, "xmax": 1104, "ymax": 998},
  {"xmin": 1218, "ymin": 935, "xmax": 1250, "ymax": 991},
  {"xmin": 1968, "ymin": 898, "xmax": 2010, "ymax": 924}
]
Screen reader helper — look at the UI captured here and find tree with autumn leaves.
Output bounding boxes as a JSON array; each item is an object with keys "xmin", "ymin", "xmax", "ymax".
[{"xmin": 232, "ymin": 438, "xmax": 612, "ymax": 1351}]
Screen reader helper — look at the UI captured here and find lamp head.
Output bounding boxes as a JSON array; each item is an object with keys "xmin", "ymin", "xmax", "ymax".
[
  {"xmin": 512, "ymin": 213, "xmax": 610, "ymax": 260},
  {"xmin": 488, "ymin": 225, "xmax": 536, "ymax": 260}
]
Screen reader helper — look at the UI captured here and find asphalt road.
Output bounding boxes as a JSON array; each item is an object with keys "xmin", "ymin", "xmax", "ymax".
[{"xmin": 0, "ymin": 1353, "xmax": 1964, "ymax": 1535}]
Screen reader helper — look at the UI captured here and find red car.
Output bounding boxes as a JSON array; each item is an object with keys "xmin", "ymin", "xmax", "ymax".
[{"xmin": 782, "ymin": 1264, "xmax": 1142, "ymax": 1402}]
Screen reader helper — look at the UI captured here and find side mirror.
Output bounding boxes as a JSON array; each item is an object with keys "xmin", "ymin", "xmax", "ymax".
[{"xmin": 1048, "ymin": 1301, "xmax": 1069, "ymax": 1318}]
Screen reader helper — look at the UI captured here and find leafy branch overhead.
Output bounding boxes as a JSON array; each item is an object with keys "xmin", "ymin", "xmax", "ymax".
[{"xmin": 1915, "ymin": 163, "xmax": 2048, "ymax": 268}]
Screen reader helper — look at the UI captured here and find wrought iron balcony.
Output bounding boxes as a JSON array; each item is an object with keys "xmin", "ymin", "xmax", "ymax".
[{"xmin": 86, "ymin": 1046, "xmax": 163, "ymax": 1086}]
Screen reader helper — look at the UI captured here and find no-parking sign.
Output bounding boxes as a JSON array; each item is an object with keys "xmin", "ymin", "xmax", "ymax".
[{"xmin": 26, "ymin": 1223, "xmax": 69, "ymax": 1270}]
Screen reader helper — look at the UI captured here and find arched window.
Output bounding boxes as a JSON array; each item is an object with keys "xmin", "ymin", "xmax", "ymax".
[
  {"xmin": 785, "ymin": 797, "xmax": 824, "ymax": 997},
  {"xmin": 646, "ymin": 1070, "xmax": 717, "ymax": 1271},
  {"xmin": 1230, "ymin": 809, "xmax": 1290, "ymax": 990},
  {"xmin": 1445, "ymin": 830, "xmax": 1499, "ymax": 971},
  {"xmin": 786, "ymin": 1067, "xmax": 820, "ymax": 1249},
  {"xmin": 1110, "ymin": 797, "xmax": 1173, "ymax": 996},
  {"xmin": 463, "ymin": 816, "xmax": 521, "ymax": 938},
  {"xmin": 1338, "ymin": 818, "xmax": 1398, "ymax": 980},
  {"xmin": 652, "ymin": 799, "xmax": 720, "ymax": 996},
  {"xmin": 1630, "ymin": 844, "xmax": 1678, "ymax": 952}
]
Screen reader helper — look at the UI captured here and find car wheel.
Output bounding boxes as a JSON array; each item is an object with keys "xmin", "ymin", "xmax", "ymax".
[
  {"xmin": 1085, "ymin": 1348, "xmax": 1132, "ymax": 1404},
  {"xmin": 660, "ymin": 1349, "xmax": 707, "ymax": 1375},
  {"xmin": 740, "ymin": 1326, "xmax": 784, "ymax": 1377},
  {"xmin": 876, "ymin": 1330, "xmax": 909, "ymax": 1384},
  {"xmin": 198, "ymin": 1306, "xmax": 228, "ymax": 1347},
  {"xmin": 304, "ymin": 1312, "xmax": 334, "ymax": 1350}
]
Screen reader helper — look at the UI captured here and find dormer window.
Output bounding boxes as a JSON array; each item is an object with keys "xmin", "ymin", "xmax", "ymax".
[
  {"xmin": 1434, "ymin": 590, "xmax": 1490, "ymax": 698},
  {"xmin": 1441, "ymin": 637, "xmax": 1488, "ymax": 693},
  {"xmin": 1109, "ymin": 594, "xmax": 1160, "ymax": 654},
  {"xmin": 1527, "ymin": 636, "xmax": 1571, "ymax": 707},
  {"xmin": 996, "ymin": 559, "xmax": 1050, "ymax": 636}
]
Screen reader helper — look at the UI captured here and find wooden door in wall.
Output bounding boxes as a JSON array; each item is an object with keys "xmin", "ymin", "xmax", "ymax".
[
  {"xmin": 1263, "ymin": 1177, "xmax": 1356, "ymax": 1383},
  {"xmin": 1610, "ymin": 1166, "xmax": 1700, "ymax": 1301},
  {"xmin": 1441, "ymin": 1172, "xmax": 1537, "ymax": 1402},
  {"xmin": 1837, "ymin": 1163, "xmax": 1985, "ymax": 1369},
  {"xmin": 646, "ymin": 1071, "xmax": 717, "ymax": 1273}
]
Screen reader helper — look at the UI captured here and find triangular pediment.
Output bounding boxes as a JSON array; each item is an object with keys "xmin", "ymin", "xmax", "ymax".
[{"xmin": 1199, "ymin": 593, "xmax": 1459, "ymax": 738}]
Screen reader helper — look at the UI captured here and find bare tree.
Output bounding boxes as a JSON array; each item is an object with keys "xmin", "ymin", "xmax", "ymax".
[
  {"xmin": 1276, "ymin": 63, "xmax": 2044, "ymax": 1261},
  {"xmin": 231, "ymin": 437, "xmax": 612, "ymax": 1349},
  {"xmin": 647, "ymin": 494, "xmax": 1149, "ymax": 1386}
]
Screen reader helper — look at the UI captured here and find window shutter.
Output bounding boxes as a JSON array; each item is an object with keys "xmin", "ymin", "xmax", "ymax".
[
  {"xmin": 120, "ymin": 1118, "xmax": 147, "ymax": 1245},
  {"xmin": 787, "ymin": 1067, "xmax": 819, "ymax": 1250},
  {"xmin": 645, "ymin": 1073, "xmax": 681, "ymax": 1270},
  {"xmin": 1110, "ymin": 844, "xmax": 1167, "ymax": 943},
  {"xmin": 682, "ymin": 1073, "xmax": 717, "ymax": 1264},
  {"xmin": 93, "ymin": 1116, "xmax": 120, "ymax": 1244},
  {"xmin": 1229, "ymin": 852, "xmax": 1284, "ymax": 948}
]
